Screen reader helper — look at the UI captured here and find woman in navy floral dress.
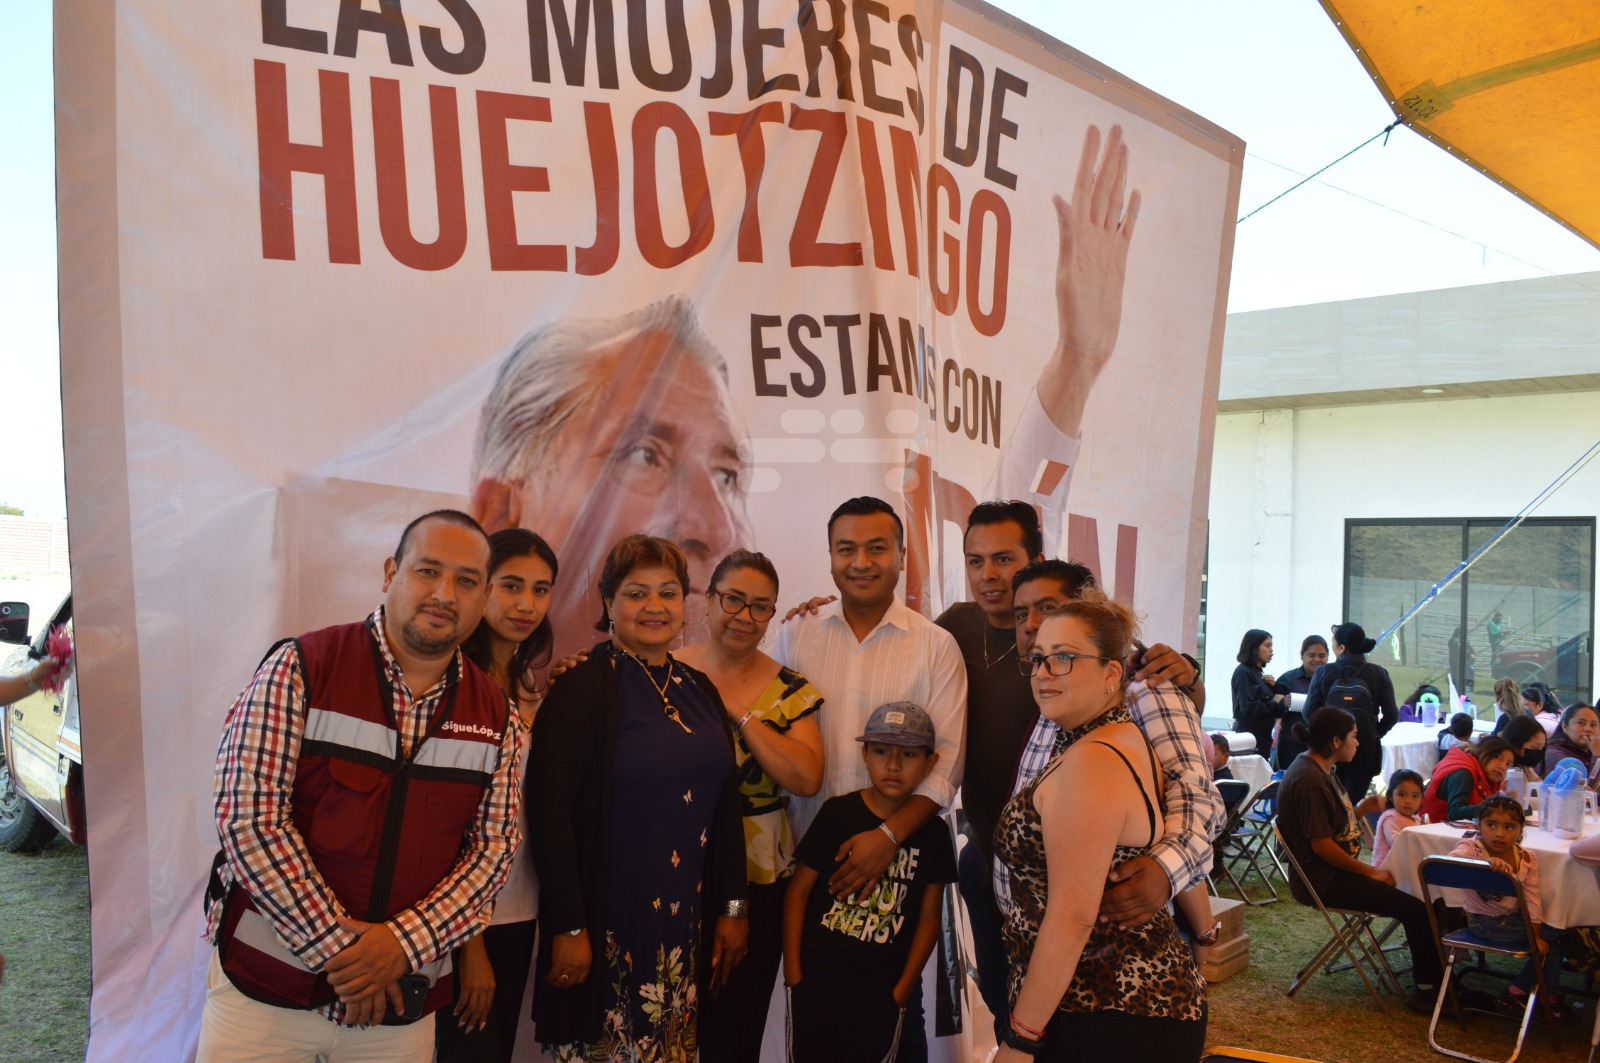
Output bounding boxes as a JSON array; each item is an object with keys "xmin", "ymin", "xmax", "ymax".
[{"xmin": 530, "ymin": 534, "xmax": 749, "ymax": 1062}]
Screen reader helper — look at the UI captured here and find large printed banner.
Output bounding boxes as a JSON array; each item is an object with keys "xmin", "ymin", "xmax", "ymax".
[{"xmin": 56, "ymin": 1, "xmax": 1239, "ymax": 1058}]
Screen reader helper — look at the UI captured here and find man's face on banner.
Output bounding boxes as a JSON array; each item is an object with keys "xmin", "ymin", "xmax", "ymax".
[{"xmin": 474, "ymin": 324, "xmax": 752, "ymax": 651}]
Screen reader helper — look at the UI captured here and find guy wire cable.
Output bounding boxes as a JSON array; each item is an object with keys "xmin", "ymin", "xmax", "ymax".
[{"xmin": 1375, "ymin": 436, "xmax": 1600, "ymax": 645}]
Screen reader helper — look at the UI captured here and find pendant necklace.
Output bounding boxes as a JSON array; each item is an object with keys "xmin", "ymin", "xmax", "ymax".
[{"xmin": 625, "ymin": 648, "xmax": 695, "ymax": 735}]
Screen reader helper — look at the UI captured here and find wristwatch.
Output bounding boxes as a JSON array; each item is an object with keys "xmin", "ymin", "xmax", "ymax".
[{"xmin": 1000, "ymin": 1024, "xmax": 1045, "ymax": 1056}]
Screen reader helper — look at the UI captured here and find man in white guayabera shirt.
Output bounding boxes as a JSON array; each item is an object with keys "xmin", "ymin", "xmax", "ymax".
[{"xmin": 773, "ymin": 495, "xmax": 967, "ymax": 1063}]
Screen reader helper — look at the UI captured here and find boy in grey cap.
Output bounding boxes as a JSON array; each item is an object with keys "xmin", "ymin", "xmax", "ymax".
[{"xmin": 782, "ymin": 702, "xmax": 958, "ymax": 1062}]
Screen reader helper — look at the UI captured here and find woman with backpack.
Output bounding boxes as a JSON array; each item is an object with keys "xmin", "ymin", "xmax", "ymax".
[{"xmin": 1303, "ymin": 622, "xmax": 1399, "ymax": 802}]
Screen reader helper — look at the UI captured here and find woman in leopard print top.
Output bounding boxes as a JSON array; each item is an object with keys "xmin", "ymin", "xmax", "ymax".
[{"xmin": 993, "ymin": 594, "xmax": 1207, "ymax": 1062}]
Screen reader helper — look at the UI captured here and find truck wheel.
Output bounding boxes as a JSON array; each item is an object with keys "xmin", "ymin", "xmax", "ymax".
[{"xmin": 0, "ymin": 746, "xmax": 58, "ymax": 852}]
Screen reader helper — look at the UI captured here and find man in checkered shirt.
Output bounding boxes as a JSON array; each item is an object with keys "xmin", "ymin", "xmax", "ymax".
[{"xmin": 197, "ymin": 511, "xmax": 520, "ymax": 1062}]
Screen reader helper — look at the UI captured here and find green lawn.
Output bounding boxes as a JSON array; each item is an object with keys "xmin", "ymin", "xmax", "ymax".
[
  {"xmin": 0, "ymin": 837, "xmax": 91, "ymax": 1063},
  {"xmin": 1208, "ymin": 889, "xmax": 1590, "ymax": 1063}
]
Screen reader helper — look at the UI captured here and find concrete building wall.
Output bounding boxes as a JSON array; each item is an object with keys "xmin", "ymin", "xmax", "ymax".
[{"xmin": 1202, "ymin": 391, "xmax": 1600, "ymax": 721}]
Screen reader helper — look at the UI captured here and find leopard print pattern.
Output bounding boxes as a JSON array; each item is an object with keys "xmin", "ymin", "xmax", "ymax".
[{"xmin": 994, "ymin": 707, "xmax": 1206, "ymax": 1023}]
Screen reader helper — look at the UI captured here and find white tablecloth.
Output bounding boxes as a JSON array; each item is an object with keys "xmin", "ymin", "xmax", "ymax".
[
  {"xmin": 1381, "ymin": 722, "xmax": 1441, "ymax": 782},
  {"xmin": 1229, "ymin": 754, "xmax": 1273, "ymax": 799},
  {"xmin": 1384, "ymin": 819, "xmax": 1600, "ymax": 929}
]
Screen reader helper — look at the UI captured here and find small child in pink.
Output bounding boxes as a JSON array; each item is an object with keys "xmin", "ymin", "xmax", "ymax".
[
  {"xmin": 1447, "ymin": 795, "xmax": 1564, "ymax": 1014},
  {"xmin": 1372, "ymin": 768, "xmax": 1424, "ymax": 868}
]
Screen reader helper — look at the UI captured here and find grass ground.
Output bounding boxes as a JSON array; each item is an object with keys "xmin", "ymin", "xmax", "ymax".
[
  {"xmin": 0, "ymin": 836, "xmax": 91, "ymax": 1063},
  {"xmin": 1206, "ymin": 889, "xmax": 1589, "ymax": 1063}
]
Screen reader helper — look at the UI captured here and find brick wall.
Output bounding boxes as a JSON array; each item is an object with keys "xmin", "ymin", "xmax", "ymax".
[{"xmin": 0, "ymin": 516, "xmax": 71, "ymax": 572}]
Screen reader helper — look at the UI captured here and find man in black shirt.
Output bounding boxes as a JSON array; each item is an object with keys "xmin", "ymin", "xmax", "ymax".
[{"xmin": 934, "ymin": 501, "xmax": 1043, "ymax": 1037}]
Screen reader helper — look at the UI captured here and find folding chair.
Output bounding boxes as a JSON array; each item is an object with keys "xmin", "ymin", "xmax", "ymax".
[
  {"xmin": 1239, "ymin": 779, "xmax": 1286, "ymax": 880},
  {"xmin": 1202, "ymin": 1052, "xmax": 1326, "ymax": 1063},
  {"xmin": 1272, "ymin": 823, "xmax": 1404, "ymax": 1007},
  {"xmin": 1214, "ymin": 780, "xmax": 1279, "ymax": 905},
  {"xmin": 1418, "ymin": 854, "xmax": 1559, "ymax": 1063}
]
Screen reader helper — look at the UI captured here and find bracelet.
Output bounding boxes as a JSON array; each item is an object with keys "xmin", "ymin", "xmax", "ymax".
[
  {"xmin": 1193, "ymin": 920, "xmax": 1222, "ymax": 946},
  {"xmin": 1178, "ymin": 652, "xmax": 1201, "ymax": 692},
  {"xmin": 1008, "ymin": 1013, "xmax": 1045, "ymax": 1040},
  {"xmin": 735, "ymin": 710, "xmax": 757, "ymax": 731},
  {"xmin": 1000, "ymin": 1022, "xmax": 1045, "ymax": 1056},
  {"xmin": 878, "ymin": 821, "xmax": 900, "ymax": 846},
  {"xmin": 722, "ymin": 899, "xmax": 749, "ymax": 918}
]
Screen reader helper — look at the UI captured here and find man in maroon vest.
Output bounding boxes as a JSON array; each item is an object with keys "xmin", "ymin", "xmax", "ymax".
[{"xmin": 198, "ymin": 510, "xmax": 520, "ymax": 1062}]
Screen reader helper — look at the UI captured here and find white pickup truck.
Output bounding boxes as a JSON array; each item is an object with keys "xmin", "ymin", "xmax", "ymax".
[{"xmin": 0, "ymin": 594, "xmax": 84, "ymax": 851}]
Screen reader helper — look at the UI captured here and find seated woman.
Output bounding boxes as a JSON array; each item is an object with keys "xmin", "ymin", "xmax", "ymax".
[
  {"xmin": 1499, "ymin": 714, "xmax": 1547, "ymax": 782},
  {"xmin": 527, "ymin": 534, "xmax": 749, "ymax": 1060},
  {"xmin": 1230, "ymin": 628, "xmax": 1286, "ymax": 762},
  {"xmin": 995, "ymin": 594, "xmax": 1209, "ymax": 1062},
  {"xmin": 1272, "ymin": 635, "xmax": 1327, "ymax": 768},
  {"xmin": 1490, "ymin": 676, "xmax": 1525, "ymax": 734},
  {"xmin": 1542, "ymin": 702, "xmax": 1598, "ymax": 780},
  {"xmin": 1524, "ymin": 683, "xmax": 1563, "ymax": 737},
  {"xmin": 1420, "ymin": 736, "xmax": 1514, "ymax": 823},
  {"xmin": 1276, "ymin": 707, "xmax": 1443, "ymax": 1012},
  {"xmin": 680, "ymin": 550, "xmax": 826, "ymax": 1063}
]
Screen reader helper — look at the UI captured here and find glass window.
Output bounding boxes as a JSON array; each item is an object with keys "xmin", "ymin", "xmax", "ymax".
[{"xmin": 1345, "ymin": 518, "xmax": 1594, "ymax": 710}]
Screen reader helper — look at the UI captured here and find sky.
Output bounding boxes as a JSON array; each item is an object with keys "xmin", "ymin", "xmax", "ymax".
[{"xmin": 3, "ymin": 1, "xmax": 1598, "ymax": 521}]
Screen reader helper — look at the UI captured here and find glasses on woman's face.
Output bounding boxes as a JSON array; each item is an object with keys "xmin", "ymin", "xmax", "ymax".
[
  {"xmin": 1017, "ymin": 651, "xmax": 1113, "ymax": 677},
  {"xmin": 711, "ymin": 590, "xmax": 775, "ymax": 622}
]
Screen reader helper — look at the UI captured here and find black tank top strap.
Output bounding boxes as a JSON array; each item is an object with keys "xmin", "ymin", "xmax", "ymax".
[{"xmin": 1088, "ymin": 741, "xmax": 1158, "ymax": 846}]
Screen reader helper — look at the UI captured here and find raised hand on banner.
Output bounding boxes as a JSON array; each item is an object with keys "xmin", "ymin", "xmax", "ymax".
[{"xmin": 1038, "ymin": 124, "xmax": 1141, "ymax": 439}]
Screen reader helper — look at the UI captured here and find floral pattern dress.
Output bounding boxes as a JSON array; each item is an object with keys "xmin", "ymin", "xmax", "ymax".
[{"xmin": 548, "ymin": 652, "xmax": 732, "ymax": 1063}]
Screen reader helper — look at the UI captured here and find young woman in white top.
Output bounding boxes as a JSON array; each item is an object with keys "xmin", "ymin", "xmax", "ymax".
[{"xmin": 436, "ymin": 528, "xmax": 558, "ymax": 1063}]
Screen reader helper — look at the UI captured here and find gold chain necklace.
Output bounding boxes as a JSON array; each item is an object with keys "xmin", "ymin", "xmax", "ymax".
[
  {"xmin": 621, "ymin": 647, "xmax": 695, "ymax": 735},
  {"xmin": 982, "ymin": 628, "xmax": 1017, "ymax": 671}
]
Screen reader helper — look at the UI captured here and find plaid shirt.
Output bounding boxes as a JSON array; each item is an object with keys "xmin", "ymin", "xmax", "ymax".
[
  {"xmin": 204, "ymin": 607, "xmax": 519, "ymax": 1022},
  {"xmin": 993, "ymin": 680, "xmax": 1222, "ymax": 911}
]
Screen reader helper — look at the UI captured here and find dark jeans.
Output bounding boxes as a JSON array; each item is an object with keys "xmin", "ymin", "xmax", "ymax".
[
  {"xmin": 699, "ymin": 879, "xmax": 786, "ymax": 1062},
  {"xmin": 895, "ymin": 976, "xmax": 926, "ymax": 1063},
  {"xmin": 788, "ymin": 978, "xmax": 906, "ymax": 1062},
  {"xmin": 956, "ymin": 840, "xmax": 1010, "ymax": 1041},
  {"xmin": 1039, "ymin": 1003, "xmax": 1207, "ymax": 1062},
  {"xmin": 1310, "ymin": 869, "xmax": 1443, "ymax": 986},
  {"xmin": 434, "ymin": 918, "xmax": 537, "ymax": 1063},
  {"xmin": 1467, "ymin": 913, "xmax": 1565, "ymax": 994}
]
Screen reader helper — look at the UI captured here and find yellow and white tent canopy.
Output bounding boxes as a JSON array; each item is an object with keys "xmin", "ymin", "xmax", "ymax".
[{"xmin": 1320, "ymin": 0, "xmax": 1600, "ymax": 250}]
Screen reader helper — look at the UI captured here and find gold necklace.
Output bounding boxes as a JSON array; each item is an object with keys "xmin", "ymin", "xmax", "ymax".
[
  {"xmin": 982, "ymin": 627, "xmax": 1017, "ymax": 671},
  {"xmin": 623, "ymin": 648, "xmax": 694, "ymax": 735}
]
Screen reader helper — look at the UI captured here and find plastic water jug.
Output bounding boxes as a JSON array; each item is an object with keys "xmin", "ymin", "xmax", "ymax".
[
  {"xmin": 1422, "ymin": 702, "xmax": 1438, "ymax": 727},
  {"xmin": 1504, "ymin": 767, "xmax": 1526, "ymax": 808},
  {"xmin": 1547, "ymin": 786, "xmax": 1584, "ymax": 839}
]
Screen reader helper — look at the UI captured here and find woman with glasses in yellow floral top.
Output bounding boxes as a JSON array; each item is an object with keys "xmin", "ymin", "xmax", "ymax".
[{"xmin": 679, "ymin": 549, "xmax": 826, "ymax": 1063}]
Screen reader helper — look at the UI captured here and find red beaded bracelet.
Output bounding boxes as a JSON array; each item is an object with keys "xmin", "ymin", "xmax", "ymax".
[{"xmin": 1009, "ymin": 1013, "xmax": 1045, "ymax": 1041}]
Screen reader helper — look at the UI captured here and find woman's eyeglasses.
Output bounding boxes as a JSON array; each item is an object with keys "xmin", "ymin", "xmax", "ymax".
[
  {"xmin": 1017, "ymin": 651, "xmax": 1114, "ymax": 677},
  {"xmin": 711, "ymin": 590, "xmax": 776, "ymax": 622}
]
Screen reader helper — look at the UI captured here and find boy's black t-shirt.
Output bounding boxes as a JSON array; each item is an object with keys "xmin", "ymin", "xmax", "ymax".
[{"xmin": 793, "ymin": 790, "xmax": 959, "ymax": 982}]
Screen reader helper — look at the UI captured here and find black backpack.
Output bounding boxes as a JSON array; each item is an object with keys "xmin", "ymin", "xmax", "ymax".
[{"xmin": 1327, "ymin": 664, "xmax": 1375, "ymax": 718}]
